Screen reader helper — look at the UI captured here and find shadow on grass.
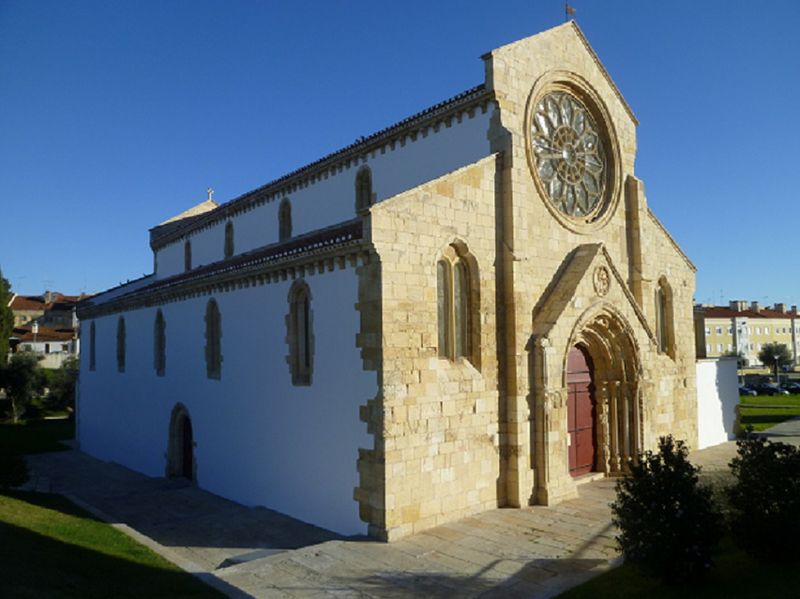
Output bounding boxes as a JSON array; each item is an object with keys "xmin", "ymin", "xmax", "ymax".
[
  {"xmin": 558, "ymin": 535, "xmax": 800, "ymax": 599},
  {"xmin": 0, "ymin": 419, "xmax": 74, "ymax": 454},
  {"xmin": 0, "ymin": 491, "xmax": 230, "ymax": 598}
]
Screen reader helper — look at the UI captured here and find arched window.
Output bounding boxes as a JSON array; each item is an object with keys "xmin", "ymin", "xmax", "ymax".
[
  {"xmin": 224, "ymin": 221, "xmax": 234, "ymax": 259},
  {"xmin": 184, "ymin": 240, "xmax": 192, "ymax": 271},
  {"xmin": 437, "ymin": 260, "xmax": 451, "ymax": 357},
  {"xmin": 205, "ymin": 299, "xmax": 222, "ymax": 379},
  {"xmin": 287, "ymin": 281, "xmax": 313, "ymax": 385},
  {"xmin": 89, "ymin": 321, "xmax": 96, "ymax": 371},
  {"xmin": 279, "ymin": 198, "xmax": 292, "ymax": 242},
  {"xmin": 437, "ymin": 244, "xmax": 477, "ymax": 363},
  {"xmin": 116, "ymin": 316, "xmax": 126, "ymax": 373},
  {"xmin": 655, "ymin": 278, "xmax": 674, "ymax": 357},
  {"xmin": 154, "ymin": 309, "xmax": 166, "ymax": 376},
  {"xmin": 355, "ymin": 165, "xmax": 373, "ymax": 213}
]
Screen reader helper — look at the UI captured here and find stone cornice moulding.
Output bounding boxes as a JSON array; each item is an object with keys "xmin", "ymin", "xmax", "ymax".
[{"xmin": 80, "ymin": 228, "xmax": 371, "ymax": 320}]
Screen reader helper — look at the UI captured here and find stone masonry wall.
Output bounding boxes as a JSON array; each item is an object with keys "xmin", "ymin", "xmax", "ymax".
[{"xmin": 361, "ymin": 155, "xmax": 501, "ymax": 540}]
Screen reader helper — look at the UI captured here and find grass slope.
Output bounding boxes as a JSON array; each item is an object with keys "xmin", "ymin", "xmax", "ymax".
[{"xmin": 0, "ymin": 491, "xmax": 221, "ymax": 598}]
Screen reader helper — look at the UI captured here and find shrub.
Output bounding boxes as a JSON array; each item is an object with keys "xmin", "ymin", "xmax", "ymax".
[
  {"xmin": 727, "ymin": 435, "xmax": 800, "ymax": 562},
  {"xmin": 611, "ymin": 435, "xmax": 723, "ymax": 581},
  {"xmin": 42, "ymin": 360, "xmax": 77, "ymax": 414},
  {"xmin": 0, "ymin": 444, "xmax": 29, "ymax": 488}
]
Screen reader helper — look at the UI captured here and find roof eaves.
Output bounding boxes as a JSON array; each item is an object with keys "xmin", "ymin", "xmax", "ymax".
[{"xmin": 149, "ymin": 84, "xmax": 492, "ymax": 250}]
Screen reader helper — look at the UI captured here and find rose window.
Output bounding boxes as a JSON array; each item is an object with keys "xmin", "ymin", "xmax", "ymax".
[{"xmin": 531, "ymin": 91, "xmax": 607, "ymax": 218}]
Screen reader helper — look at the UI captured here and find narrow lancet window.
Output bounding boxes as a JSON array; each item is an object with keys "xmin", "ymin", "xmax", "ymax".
[
  {"xmin": 279, "ymin": 199, "xmax": 292, "ymax": 242},
  {"xmin": 154, "ymin": 309, "xmax": 166, "ymax": 376},
  {"xmin": 436, "ymin": 244, "xmax": 478, "ymax": 363},
  {"xmin": 205, "ymin": 299, "xmax": 222, "ymax": 379},
  {"xmin": 116, "ymin": 317, "xmax": 126, "ymax": 373},
  {"xmin": 184, "ymin": 240, "xmax": 192, "ymax": 271},
  {"xmin": 224, "ymin": 221, "xmax": 234, "ymax": 259},
  {"xmin": 355, "ymin": 166, "xmax": 373, "ymax": 213},
  {"xmin": 288, "ymin": 281, "xmax": 313, "ymax": 385},
  {"xmin": 89, "ymin": 321, "xmax": 96, "ymax": 371}
]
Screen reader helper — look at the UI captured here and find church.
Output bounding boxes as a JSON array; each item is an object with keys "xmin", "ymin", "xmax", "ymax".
[{"xmin": 77, "ymin": 22, "xmax": 697, "ymax": 541}]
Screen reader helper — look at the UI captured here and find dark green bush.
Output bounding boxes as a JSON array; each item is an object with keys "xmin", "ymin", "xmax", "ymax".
[
  {"xmin": 0, "ymin": 444, "xmax": 29, "ymax": 487},
  {"xmin": 727, "ymin": 435, "xmax": 800, "ymax": 562},
  {"xmin": 611, "ymin": 435, "xmax": 723, "ymax": 581}
]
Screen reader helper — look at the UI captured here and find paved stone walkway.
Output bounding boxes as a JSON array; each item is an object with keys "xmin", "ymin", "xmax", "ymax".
[{"xmin": 19, "ymin": 418, "xmax": 800, "ymax": 598}]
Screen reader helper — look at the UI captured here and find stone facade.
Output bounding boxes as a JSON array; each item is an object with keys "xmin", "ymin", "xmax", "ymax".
[{"xmin": 356, "ymin": 22, "xmax": 697, "ymax": 540}]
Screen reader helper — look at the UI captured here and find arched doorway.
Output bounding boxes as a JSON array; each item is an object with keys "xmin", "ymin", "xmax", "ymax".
[
  {"xmin": 564, "ymin": 308, "xmax": 641, "ymax": 476},
  {"xmin": 567, "ymin": 346, "xmax": 596, "ymax": 477},
  {"xmin": 167, "ymin": 404, "xmax": 195, "ymax": 481}
]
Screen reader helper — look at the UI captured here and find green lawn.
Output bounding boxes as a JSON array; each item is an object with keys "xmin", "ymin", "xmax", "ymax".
[
  {"xmin": 559, "ymin": 535, "xmax": 800, "ymax": 598},
  {"xmin": 738, "ymin": 394, "xmax": 800, "ymax": 431},
  {"xmin": 0, "ymin": 418, "xmax": 75, "ymax": 453},
  {"xmin": 0, "ymin": 490, "xmax": 222, "ymax": 598}
]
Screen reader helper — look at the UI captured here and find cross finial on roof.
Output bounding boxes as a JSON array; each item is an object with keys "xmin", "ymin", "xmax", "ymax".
[{"xmin": 207, "ymin": 187, "xmax": 215, "ymax": 201}]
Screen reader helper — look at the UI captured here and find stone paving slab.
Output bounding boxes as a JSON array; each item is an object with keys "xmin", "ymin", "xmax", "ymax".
[{"xmin": 17, "ymin": 418, "xmax": 800, "ymax": 598}]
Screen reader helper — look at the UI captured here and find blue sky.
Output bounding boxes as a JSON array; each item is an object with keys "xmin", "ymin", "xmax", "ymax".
[{"xmin": 1, "ymin": 1, "xmax": 798, "ymax": 307}]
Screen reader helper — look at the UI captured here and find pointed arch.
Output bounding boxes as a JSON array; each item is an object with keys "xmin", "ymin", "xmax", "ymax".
[
  {"xmin": 287, "ymin": 279, "xmax": 313, "ymax": 385},
  {"xmin": 435, "ymin": 241, "xmax": 480, "ymax": 367},
  {"xmin": 561, "ymin": 304, "xmax": 642, "ymax": 476},
  {"xmin": 355, "ymin": 165, "xmax": 374, "ymax": 213},
  {"xmin": 655, "ymin": 276, "xmax": 675, "ymax": 357},
  {"xmin": 166, "ymin": 403, "xmax": 195, "ymax": 481}
]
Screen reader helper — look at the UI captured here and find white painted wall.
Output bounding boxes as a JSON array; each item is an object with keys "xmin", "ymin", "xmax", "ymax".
[
  {"xmin": 155, "ymin": 107, "xmax": 494, "ymax": 278},
  {"xmin": 79, "ymin": 266, "xmax": 375, "ymax": 535},
  {"xmin": 696, "ymin": 357, "xmax": 739, "ymax": 449}
]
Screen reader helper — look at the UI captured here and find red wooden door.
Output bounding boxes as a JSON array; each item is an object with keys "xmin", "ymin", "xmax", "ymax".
[
  {"xmin": 567, "ymin": 346, "xmax": 596, "ymax": 477},
  {"xmin": 181, "ymin": 416, "xmax": 194, "ymax": 480}
]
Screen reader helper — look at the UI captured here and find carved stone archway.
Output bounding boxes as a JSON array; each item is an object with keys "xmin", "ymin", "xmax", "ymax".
[
  {"xmin": 530, "ymin": 304, "xmax": 641, "ymax": 505},
  {"xmin": 564, "ymin": 307, "xmax": 642, "ymax": 477}
]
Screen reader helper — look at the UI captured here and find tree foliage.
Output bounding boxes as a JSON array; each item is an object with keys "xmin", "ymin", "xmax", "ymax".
[
  {"xmin": 727, "ymin": 435, "xmax": 800, "ymax": 562},
  {"xmin": 721, "ymin": 349, "xmax": 746, "ymax": 369},
  {"xmin": 43, "ymin": 357, "xmax": 78, "ymax": 415},
  {"xmin": 0, "ymin": 353, "xmax": 46, "ymax": 423},
  {"xmin": 0, "ymin": 268, "xmax": 13, "ymax": 366},
  {"xmin": 611, "ymin": 436, "xmax": 723, "ymax": 581},
  {"xmin": 757, "ymin": 342, "xmax": 792, "ymax": 371}
]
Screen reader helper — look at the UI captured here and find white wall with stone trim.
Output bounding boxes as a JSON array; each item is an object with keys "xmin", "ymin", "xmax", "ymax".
[
  {"xmin": 154, "ymin": 108, "xmax": 493, "ymax": 279},
  {"xmin": 78, "ymin": 266, "xmax": 374, "ymax": 535},
  {"xmin": 696, "ymin": 357, "xmax": 738, "ymax": 448}
]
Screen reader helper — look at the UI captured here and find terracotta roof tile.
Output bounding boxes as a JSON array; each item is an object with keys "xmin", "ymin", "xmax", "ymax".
[{"xmin": 698, "ymin": 306, "xmax": 799, "ymax": 319}]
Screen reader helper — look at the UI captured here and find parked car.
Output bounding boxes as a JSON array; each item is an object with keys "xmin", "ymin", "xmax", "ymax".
[
  {"xmin": 753, "ymin": 384, "xmax": 790, "ymax": 396},
  {"xmin": 780, "ymin": 382, "xmax": 800, "ymax": 394},
  {"xmin": 739, "ymin": 385, "xmax": 758, "ymax": 396}
]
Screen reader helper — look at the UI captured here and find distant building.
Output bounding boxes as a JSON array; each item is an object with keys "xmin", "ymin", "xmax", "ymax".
[
  {"xmin": 694, "ymin": 301, "xmax": 800, "ymax": 366},
  {"xmin": 7, "ymin": 291, "xmax": 86, "ymax": 368}
]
